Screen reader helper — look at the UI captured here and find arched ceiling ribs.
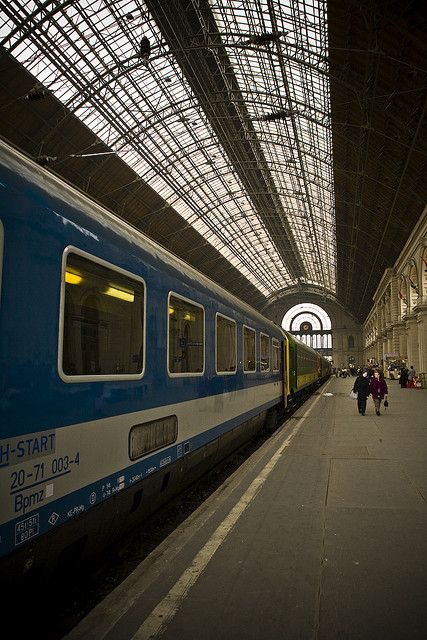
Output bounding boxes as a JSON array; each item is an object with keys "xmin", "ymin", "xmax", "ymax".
[
  {"xmin": 2, "ymin": 2, "xmax": 424, "ymax": 321},
  {"xmin": 144, "ymin": 0, "xmax": 316, "ymax": 285}
]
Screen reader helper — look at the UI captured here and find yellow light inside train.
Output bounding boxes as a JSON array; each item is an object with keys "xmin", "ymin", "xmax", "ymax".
[
  {"xmin": 65, "ymin": 270, "xmax": 82, "ymax": 285},
  {"xmin": 183, "ymin": 312, "xmax": 195, "ymax": 321},
  {"xmin": 105, "ymin": 286, "xmax": 134, "ymax": 302},
  {"xmin": 169, "ymin": 306, "xmax": 175, "ymax": 315}
]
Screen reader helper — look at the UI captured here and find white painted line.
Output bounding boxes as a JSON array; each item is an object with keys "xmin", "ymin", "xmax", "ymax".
[{"xmin": 131, "ymin": 391, "xmax": 324, "ymax": 640}]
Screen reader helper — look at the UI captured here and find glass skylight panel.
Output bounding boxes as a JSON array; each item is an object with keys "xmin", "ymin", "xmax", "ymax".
[
  {"xmin": 213, "ymin": 0, "xmax": 336, "ymax": 292},
  {"xmin": 0, "ymin": 0, "xmax": 336, "ymax": 296}
]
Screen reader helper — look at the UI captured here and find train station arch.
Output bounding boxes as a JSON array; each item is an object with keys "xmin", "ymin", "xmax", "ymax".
[
  {"xmin": 281, "ymin": 303, "xmax": 333, "ymax": 359},
  {"xmin": 263, "ymin": 289, "xmax": 363, "ymax": 370}
]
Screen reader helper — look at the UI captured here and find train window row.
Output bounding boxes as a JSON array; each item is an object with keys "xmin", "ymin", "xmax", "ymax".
[
  {"xmin": 61, "ymin": 250, "xmax": 280, "ymax": 380},
  {"xmin": 296, "ymin": 348, "xmax": 319, "ymax": 374}
]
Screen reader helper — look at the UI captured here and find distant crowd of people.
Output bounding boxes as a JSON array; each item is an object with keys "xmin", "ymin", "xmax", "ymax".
[{"xmin": 332, "ymin": 362, "xmax": 418, "ymax": 385}]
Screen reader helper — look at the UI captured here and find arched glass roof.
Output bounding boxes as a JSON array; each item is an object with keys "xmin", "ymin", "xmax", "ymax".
[{"xmin": 0, "ymin": 0, "xmax": 336, "ymax": 297}]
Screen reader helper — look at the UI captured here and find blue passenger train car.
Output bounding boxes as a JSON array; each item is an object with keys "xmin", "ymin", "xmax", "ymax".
[{"xmin": 0, "ymin": 139, "xmax": 329, "ymax": 584}]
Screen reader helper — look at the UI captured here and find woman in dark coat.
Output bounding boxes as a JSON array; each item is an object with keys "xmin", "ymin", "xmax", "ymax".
[
  {"xmin": 399, "ymin": 366, "xmax": 408, "ymax": 388},
  {"xmin": 353, "ymin": 370, "xmax": 370, "ymax": 415},
  {"xmin": 370, "ymin": 370, "xmax": 388, "ymax": 415}
]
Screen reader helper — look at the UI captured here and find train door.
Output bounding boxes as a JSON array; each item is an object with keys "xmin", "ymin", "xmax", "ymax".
[
  {"xmin": 283, "ymin": 335, "xmax": 289, "ymax": 407},
  {"xmin": 289, "ymin": 340, "xmax": 297, "ymax": 395}
]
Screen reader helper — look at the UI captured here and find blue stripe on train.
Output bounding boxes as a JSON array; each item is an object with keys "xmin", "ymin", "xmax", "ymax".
[{"xmin": 0, "ymin": 396, "xmax": 279, "ymax": 558}]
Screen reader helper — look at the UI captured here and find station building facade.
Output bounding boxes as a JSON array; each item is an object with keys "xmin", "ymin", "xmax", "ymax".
[{"xmin": 363, "ymin": 206, "xmax": 427, "ymax": 377}]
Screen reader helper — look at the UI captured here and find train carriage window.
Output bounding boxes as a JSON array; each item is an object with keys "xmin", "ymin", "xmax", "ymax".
[
  {"xmin": 61, "ymin": 252, "xmax": 145, "ymax": 379},
  {"xmin": 216, "ymin": 313, "xmax": 237, "ymax": 374},
  {"xmin": 243, "ymin": 326, "xmax": 256, "ymax": 372},
  {"xmin": 168, "ymin": 293, "xmax": 204, "ymax": 375},
  {"xmin": 260, "ymin": 333, "xmax": 270, "ymax": 372},
  {"xmin": 272, "ymin": 338, "xmax": 280, "ymax": 372}
]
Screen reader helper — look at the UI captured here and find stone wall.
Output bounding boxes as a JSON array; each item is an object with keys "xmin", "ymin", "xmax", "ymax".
[{"xmin": 363, "ymin": 206, "xmax": 427, "ymax": 374}]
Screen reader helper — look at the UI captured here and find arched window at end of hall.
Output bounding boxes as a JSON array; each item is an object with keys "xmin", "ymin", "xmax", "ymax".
[{"xmin": 281, "ymin": 303, "xmax": 333, "ymax": 357}]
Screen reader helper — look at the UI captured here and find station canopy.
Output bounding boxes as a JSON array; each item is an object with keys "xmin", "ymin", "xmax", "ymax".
[{"xmin": 0, "ymin": 1, "xmax": 426, "ymax": 321}]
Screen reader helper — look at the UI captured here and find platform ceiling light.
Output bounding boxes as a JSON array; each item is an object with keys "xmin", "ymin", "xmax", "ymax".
[
  {"xmin": 245, "ymin": 31, "xmax": 286, "ymax": 45},
  {"xmin": 35, "ymin": 155, "xmax": 57, "ymax": 166},
  {"xmin": 259, "ymin": 109, "xmax": 296, "ymax": 122},
  {"xmin": 140, "ymin": 36, "xmax": 151, "ymax": 63},
  {"xmin": 24, "ymin": 85, "xmax": 46, "ymax": 101}
]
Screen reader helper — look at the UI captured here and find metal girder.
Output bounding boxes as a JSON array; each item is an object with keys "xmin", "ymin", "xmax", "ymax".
[{"xmin": 144, "ymin": 0, "xmax": 307, "ymax": 283}]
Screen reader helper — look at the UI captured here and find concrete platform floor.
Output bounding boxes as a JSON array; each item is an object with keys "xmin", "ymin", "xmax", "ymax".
[{"xmin": 67, "ymin": 377, "xmax": 427, "ymax": 640}]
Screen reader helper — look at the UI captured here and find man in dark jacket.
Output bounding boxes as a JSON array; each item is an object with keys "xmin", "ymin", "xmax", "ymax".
[
  {"xmin": 353, "ymin": 370, "xmax": 370, "ymax": 415},
  {"xmin": 399, "ymin": 366, "xmax": 408, "ymax": 388}
]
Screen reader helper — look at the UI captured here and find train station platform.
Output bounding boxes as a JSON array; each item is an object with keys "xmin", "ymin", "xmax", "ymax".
[{"xmin": 66, "ymin": 376, "xmax": 427, "ymax": 640}]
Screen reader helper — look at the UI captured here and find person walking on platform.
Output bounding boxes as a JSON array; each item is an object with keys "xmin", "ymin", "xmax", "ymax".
[
  {"xmin": 370, "ymin": 370, "xmax": 388, "ymax": 416},
  {"xmin": 407, "ymin": 365, "xmax": 416, "ymax": 387},
  {"xmin": 353, "ymin": 370, "xmax": 370, "ymax": 415},
  {"xmin": 399, "ymin": 365, "xmax": 408, "ymax": 388}
]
